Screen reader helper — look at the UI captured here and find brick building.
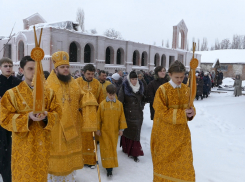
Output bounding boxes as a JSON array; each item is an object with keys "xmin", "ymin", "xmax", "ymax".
[
  {"xmin": 199, "ymin": 50, "xmax": 245, "ymax": 79},
  {"xmin": 0, "ymin": 13, "xmax": 201, "ymax": 74}
]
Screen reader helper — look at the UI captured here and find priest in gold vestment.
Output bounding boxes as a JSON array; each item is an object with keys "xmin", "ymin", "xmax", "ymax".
[
  {"xmin": 76, "ymin": 64, "xmax": 104, "ymax": 168},
  {"xmin": 0, "ymin": 56, "xmax": 62, "ymax": 182},
  {"xmin": 98, "ymin": 70, "xmax": 111, "ymax": 99},
  {"xmin": 46, "ymin": 51, "xmax": 85, "ymax": 182},
  {"xmin": 151, "ymin": 61, "xmax": 196, "ymax": 182}
]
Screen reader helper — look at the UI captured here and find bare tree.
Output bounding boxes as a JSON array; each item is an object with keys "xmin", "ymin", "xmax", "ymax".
[
  {"xmin": 243, "ymin": 36, "xmax": 245, "ymax": 49},
  {"xmin": 166, "ymin": 40, "xmax": 169, "ymax": 48},
  {"xmin": 76, "ymin": 8, "xmax": 85, "ymax": 32},
  {"xmin": 201, "ymin": 38, "xmax": 208, "ymax": 51},
  {"xmin": 220, "ymin": 38, "xmax": 231, "ymax": 49},
  {"xmin": 90, "ymin": 28, "xmax": 97, "ymax": 34},
  {"xmin": 215, "ymin": 39, "xmax": 220, "ymax": 50},
  {"xmin": 210, "ymin": 45, "xmax": 215, "ymax": 50},
  {"xmin": 162, "ymin": 40, "xmax": 164, "ymax": 47},
  {"xmin": 231, "ymin": 34, "xmax": 242, "ymax": 49},
  {"xmin": 104, "ymin": 29, "xmax": 122, "ymax": 39}
]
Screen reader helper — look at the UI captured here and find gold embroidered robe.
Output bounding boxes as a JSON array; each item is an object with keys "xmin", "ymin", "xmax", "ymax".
[
  {"xmin": 100, "ymin": 80, "xmax": 111, "ymax": 99},
  {"xmin": 151, "ymin": 82, "xmax": 196, "ymax": 182},
  {"xmin": 0, "ymin": 81, "xmax": 61, "ymax": 182},
  {"xmin": 97, "ymin": 99, "xmax": 127, "ymax": 168},
  {"xmin": 76, "ymin": 77, "xmax": 104, "ymax": 165},
  {"xmin": 46, "ymin": 70, "xmax": 85, "ymax": 176}
]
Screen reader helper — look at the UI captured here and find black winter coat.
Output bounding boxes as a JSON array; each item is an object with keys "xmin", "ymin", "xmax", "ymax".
[
  {"xmin": 118, "ymin": 79, "xmax": 144, "ymax": 141},
  {"xmin": 196, "ymin": 78, "xmax": 204, "ymax": 96},
  {"xmin": 0, "ymin": 74, "xmax": 22, "ymax": 174},
  {"xmin": 203, "ymin": 76, "xmax": 211, "ymax": 94},
  {"xmin": 146, "ymin": 76, "xmax": 169, "ymax": 120}
]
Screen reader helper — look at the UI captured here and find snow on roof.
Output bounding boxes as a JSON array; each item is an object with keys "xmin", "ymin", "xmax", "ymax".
[
  {"xmin": 24, "ymin": 13, "xmax": 47, "ymax": 23},
  {"xmin": 29, "ymin": 21, "xmax": 78, "ymax": 31},
  {"xmin": 197, "ymin": 50, "xmax": 245, "ymax": 64},
  {"xmin": 212, "ymin": 58, "xmax": 219, "ymax": 68}
]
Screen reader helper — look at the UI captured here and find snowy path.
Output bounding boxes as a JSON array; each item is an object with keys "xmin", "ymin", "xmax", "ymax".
[
  {"xmin": 0, "ymin": 88, "xmax": 244, "ymax": 182},
  {"xmin": 77, "ymin": 89, "xmax": 245, "ymax": 182}
]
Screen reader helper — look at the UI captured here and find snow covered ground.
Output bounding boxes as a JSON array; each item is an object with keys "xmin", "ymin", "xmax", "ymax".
[
  {"xmin": 77, "ymin": 86, "xmax": 245, "ymax": 182},
  {"xmin": 1, "ymin": 82, "xmax": 244, "ymax": 182}
]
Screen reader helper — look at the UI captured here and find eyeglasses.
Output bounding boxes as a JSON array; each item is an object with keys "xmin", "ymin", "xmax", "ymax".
[{"xmin": 3, "ymin": 65, "xmax": 13, "ymax": 68}]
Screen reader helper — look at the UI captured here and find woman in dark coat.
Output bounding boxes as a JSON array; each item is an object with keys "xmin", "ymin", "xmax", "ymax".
[
  {"xmin": 118, "ymin": 71, "xmax": 144, "ymax": 162},
  {"xmin": 203, "ymin": 72, "xmax": 211, "ymax": 98},
  {"xmin": 196, "ymin": 73, "xmax": 204, "ymax": 100},
  {"xmin": 145, "ymin": 66, "xmax": 169, "ymax": 120}
]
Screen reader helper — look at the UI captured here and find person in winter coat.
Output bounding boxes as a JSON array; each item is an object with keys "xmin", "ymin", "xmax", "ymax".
[
  {"xmin": 137, "ymin": 71, "xmax": 148, "ymax": 91},
  {"xmin": 182, "ymin": 73, "xmax": 189, "ymax": 84},
  {"xmin": 218, "ymin": 71, "xmax": 223, "ymax": 86},
  {"xmin": 233, "ymin": 75, "xmax": 242, "ymax": 97},
  {"xmin": 118, "ymin": 71, "xmax": 145, "ymax": 162},
  {"xmin": 196, "ymin": 73, "xmax": 204, "ymax": 100},
  {"xmin": 0, "ymin": 57, "xmax": 22, "ymax": 182},
  {"xmin": 203, "ymin": 72, "xmax": 211, "ymax": 98},
  {"xmin": 111, "ymin": 73, "xmax": 122, "ymax": 96},
  {"xmin": 145, "ymin": 66, "xmax": 169, "ymax": 120}
]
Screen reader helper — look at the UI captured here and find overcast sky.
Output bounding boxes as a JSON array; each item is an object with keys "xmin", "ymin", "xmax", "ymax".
[{"xmin": 0, "ymin": 0, "xmax": 245, "ymax": 48}]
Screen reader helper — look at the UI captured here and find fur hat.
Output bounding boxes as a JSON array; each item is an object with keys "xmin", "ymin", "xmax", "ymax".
[
  {"xmin": 52, "ymin": 51, "xmax": 69, "ymax": 68},
  {"xmin": 112, "ymin": 73, "xmax": 120, "ymax": 80}
]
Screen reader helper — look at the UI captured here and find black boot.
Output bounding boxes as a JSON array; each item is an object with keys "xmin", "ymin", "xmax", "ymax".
[
  {"xmin": 87, "ymin": 165, "xmax": 95, "ymax": 169},
  {"xmin": 133, "ymin": 156, "xmax": 140, "ymax": 162},
  {"xmin": 201, "ymin": 95, "xmax": 203, "ymax": 100},
  {"xmin": 106, "ymin": 168, "xmax": 113, "ymax": 177},
  {"xmin": 196, "ymin": 96, "xmax": 199, "ymax": 100}
]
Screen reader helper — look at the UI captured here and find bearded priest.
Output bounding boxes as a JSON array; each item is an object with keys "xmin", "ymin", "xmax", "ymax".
[
  {"xmin": 76, "ymin": 64, "xmax": 104, "ymax": 169},
  {"xmin": 46, "ymin": 51, "xmax": 85, "ymax": 182}
]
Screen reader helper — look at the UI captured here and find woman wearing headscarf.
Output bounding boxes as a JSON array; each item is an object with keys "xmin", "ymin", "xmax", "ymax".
[
  {"xmin": 234, "ymin": 75, "xmax": 242, "ymax": 97},
  {"xmin": 118, "ymin": 71, "xmax": 145, "ymax": 162}
]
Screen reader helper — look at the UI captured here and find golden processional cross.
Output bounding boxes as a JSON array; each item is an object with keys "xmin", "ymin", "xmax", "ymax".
[
  {"xmin": 188, "ymin": 42, "xmax": 199, "ymax": 108},
  {"xmin": 31, "ymin": 26, "xmax": 45, "ymax": 114}
]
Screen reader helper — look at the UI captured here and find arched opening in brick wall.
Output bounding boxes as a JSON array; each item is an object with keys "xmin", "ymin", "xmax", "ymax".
[
  {"xmin": 161, "ymin": 54, "xmax": 166, "ymax": 68},
  {"xmin": 169, "ymin": 56, "xmax": 175, "ymax": 66},
  {"xmin": 141, "ymin": 51, "xmax": 147, "ymax": 66},
  {"xmin": 116, "ymin": 48, "xmax": 124, "ymax": 65},
  {"xmin": 69, "ymin": 41, "xmax": 81, "ymax": 62},
  {"xmin": 179, "ymin": 30, "xmax": 185, "ymax": 49},
  {"xmin": 133, "ymin": 50, "xmax": 140, "ymax": 65},
  {"xmin": 105, "ymin": 46, "xmax": 114, "ymax": 64},
  {"xmin": 18, "ymin": 40, "xmax": 24, "ymax": 61},
  {"xmin": 154, "ymin": 53, "xmax": 160, "ymax": 67},
  {"xmin": 84, "ymin": 43, "xmax": 94, "ymax": 63}
]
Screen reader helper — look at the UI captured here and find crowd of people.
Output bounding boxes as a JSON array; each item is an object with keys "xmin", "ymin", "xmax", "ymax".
[{"xmin": 0, "ymin": 52, "xmax": 241, "ymax": 182}]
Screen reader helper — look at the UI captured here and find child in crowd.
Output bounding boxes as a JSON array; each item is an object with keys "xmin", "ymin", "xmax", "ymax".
[{"xmin": 96, "ymin": 84, "xmax": 127, "ymax": 177}]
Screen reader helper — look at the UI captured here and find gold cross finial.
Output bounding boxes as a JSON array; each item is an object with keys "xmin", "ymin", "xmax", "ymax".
[
  {"xmin": 33, "ymin": 26, "xmax": 43, "ymax": 48},
  {"xmin": 192, "ymin": 42, "xmax": 196, "ymax": 59}
]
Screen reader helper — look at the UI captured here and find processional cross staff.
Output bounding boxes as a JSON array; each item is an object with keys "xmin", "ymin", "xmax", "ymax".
[
  {"xmin": 188, "ymin": 42, "xmax": 199, "ymax": 108},
  {"xmin": 30, "ymin": 26, "xmax": 45, "ymax": 115}
]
